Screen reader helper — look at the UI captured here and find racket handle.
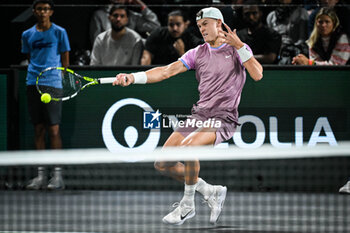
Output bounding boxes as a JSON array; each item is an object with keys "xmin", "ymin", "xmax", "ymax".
[
  {"xmin": 99, "ymin": 76, "xmax": 128, "ymax": 84},
  {"xmin": 99, "ymin": 77, "xmax": 116, "ymax": 84}
]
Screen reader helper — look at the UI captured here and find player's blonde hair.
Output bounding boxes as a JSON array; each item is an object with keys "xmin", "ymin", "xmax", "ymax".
[{"xmin": 307, "ymin": 8, "xmax": 340, "ymax": 48}]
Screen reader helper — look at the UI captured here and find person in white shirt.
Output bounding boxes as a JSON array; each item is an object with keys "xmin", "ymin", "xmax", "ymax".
[
  {"xmin": 89, "ymin": 0, "xmax": 160, "ymax": 45},
  {"xmin": 90, "ymin": 5, "xmax": 143, "ymax": 66}
]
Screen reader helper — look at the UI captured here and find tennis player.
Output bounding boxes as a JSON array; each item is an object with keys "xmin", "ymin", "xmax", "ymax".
[{"xmin": 113, "ymin": 7, "xmax": 263, "ymax": 225}]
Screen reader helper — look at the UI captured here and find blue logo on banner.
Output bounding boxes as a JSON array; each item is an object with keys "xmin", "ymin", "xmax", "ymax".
[{"xmin": 143, "ymin": 110, "xmax": 161, "ymax": 129}]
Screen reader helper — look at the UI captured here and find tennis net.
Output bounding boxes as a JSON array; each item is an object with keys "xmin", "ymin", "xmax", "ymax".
[{"xmin": 0, "ymin": 143, "xmax": 349, "ymax": 232}]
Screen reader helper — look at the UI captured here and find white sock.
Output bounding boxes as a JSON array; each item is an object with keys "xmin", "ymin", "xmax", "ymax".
[
  {"xmin": 196, "ymin": 178, "xmax": 214, "ymax": 200},
  {"xmin": 181, "ymin": 183, "xmax": 197, "ymax": 207}
]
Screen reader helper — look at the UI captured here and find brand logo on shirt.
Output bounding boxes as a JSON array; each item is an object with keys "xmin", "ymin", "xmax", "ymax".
[
  {"xmin": 32, "ymin": 39, "xmax": 53, "ymax": 50},
  {"xmin": 225, "ymin": 55, "xmax": 232, "ymax": 59}
]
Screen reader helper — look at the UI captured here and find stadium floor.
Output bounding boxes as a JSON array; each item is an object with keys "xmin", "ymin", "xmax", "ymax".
[{"xmin": 0, "ymin": 190, "xmax": 349, "ymax": 233}]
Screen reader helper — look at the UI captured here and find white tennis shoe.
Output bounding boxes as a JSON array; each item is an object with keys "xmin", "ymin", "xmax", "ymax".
[
  {"xmin": 204, "ymin": 185, "xmax": 227, "ymax": 224},
  {"xmin": 162, "ymin": 201, "xmax": 195, "ymax": 225},
  {"xmin": 339, "ymin": 180, "xmax": 350, "ymax": 194}
]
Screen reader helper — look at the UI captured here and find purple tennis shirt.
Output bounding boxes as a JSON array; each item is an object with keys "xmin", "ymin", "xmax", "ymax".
[{"xmin": 180, "ymin": 42, "xmax": 250, "ymax": 125}]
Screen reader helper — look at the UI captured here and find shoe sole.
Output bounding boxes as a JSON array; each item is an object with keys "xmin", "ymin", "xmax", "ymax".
[
  {"xmin": 210, "ymin": 186, "xmax": 227, "ymax": 225},
  {"xmin": 26, "ymin": 184, "xmax": 47, "ymax": 190},
  {"xmin": 339, "ymin": 189, "xmax": 350, "ymax": 194},
  {"xmin": 162, "ymin": 210, "xmax": 195, "ymax": 226},
  {"xmin": 47, "ymin": 187, "xmax": 65, "ymax": 190}
]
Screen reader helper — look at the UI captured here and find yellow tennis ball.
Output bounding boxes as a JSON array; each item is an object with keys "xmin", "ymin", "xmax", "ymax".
[{"xmin": 41, "ymin": 93, "xmax": 51, "ymax": 104}]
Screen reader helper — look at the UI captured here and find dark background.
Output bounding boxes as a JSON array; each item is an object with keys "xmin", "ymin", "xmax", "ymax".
[{"xmin": 0, "ymin": 1, "xmax": 215, "ymax": 68}]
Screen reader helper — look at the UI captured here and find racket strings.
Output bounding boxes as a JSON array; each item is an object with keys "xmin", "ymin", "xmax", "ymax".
[
  {"xmin": 36, "ymin": 67, "xmax": 100, "ymax": 101},
  {"xmin": 37, "ymin": 85, "xmax": 63, "ymax": 98},
  {"xmin": 61, "ymin": 71, "xmax": 82, "ymax": 97},
  {"xmin": 37, "ymin": 69, "xmax": 82, "ymax": 100}
]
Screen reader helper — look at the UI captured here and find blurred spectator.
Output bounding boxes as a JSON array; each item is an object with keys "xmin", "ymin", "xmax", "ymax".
[
  {"xmin": 237, "ymin": 1, "xmax": 281, "ymax": 64},
  {"xmin": 247, "ymin": 0, "xmax": 280, "ymax": 23},
  {"xmin": 141, "ymin": 9, "xmax": 202, "ymax": 65},
  {"xmin": 161, "ymin": 0, "xmax": 212, "ymax": 3},
  {"xmin": 90, "ymin": 5, "xmax": 143, "ymax": 65},
  {"xmin": 266, "ymin": 0, "xmax": 309, "ymax": 64},
  {"xmin": 304, "ymin": 0, "xmax": 318, "ymax": 14},
  {"xmin": 308, "ymin": 0, "xmax": 350, "ymax": 37},
  {"xmin": 292, "ymin": 8, "xmax": 350, "ymax": 65},
  {"xmin": 220, "ymin": 0, "xmax": 246, "ymax": 31},
  {"xmin": 72, "ymin": 49, "xmax": 91, "ymax": 66},
  {"xmin": 89, "ymin": 0, "xmax": 160, "ymax": 46}
]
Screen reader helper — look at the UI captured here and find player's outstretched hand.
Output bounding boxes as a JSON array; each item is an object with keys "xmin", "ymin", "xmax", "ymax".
[
  {"xmin": 113, "ymin": 73, "xmax": 134, "ymax": 87},
  {"xmin": 219, "ymin": 23, "xmax": 244, "ymax": 50}
]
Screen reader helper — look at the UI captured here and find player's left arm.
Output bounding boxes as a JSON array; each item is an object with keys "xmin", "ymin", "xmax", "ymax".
[
  {"xmin": 220, "ymin": 23, "xmax": 263, "ymax": 81},
  {"xmin": 242, "ymin": 54, "xmax": 263, "ymax": 81},
  {"xmin": 61, "ymin": 51, "xmax": 70, "ymax": 68}
]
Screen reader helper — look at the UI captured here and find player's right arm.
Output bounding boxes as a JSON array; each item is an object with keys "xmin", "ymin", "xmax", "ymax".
[
  {"xmin": 146, "ymin": 60, "xmax": 187, "ymax": 83},
  {"xmin": 113, "ymin": 60, "xmax": 188, "ymax": 86}
]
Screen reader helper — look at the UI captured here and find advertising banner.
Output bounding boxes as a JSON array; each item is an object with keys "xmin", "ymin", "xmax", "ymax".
[{"xmin": 15, "ymin": 68, "xmax": 350, "ymax": 150}]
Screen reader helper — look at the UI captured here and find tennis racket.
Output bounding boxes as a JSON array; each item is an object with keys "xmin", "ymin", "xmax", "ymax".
[{"xmin": 36, "ymin": 67, "xmax": 120, "ymax": 101}]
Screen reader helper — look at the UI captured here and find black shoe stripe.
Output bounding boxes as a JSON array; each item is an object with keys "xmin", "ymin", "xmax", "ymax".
[{"xmin": 180, "ymin": 210, "xmax": 192, "ymax": 220}]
